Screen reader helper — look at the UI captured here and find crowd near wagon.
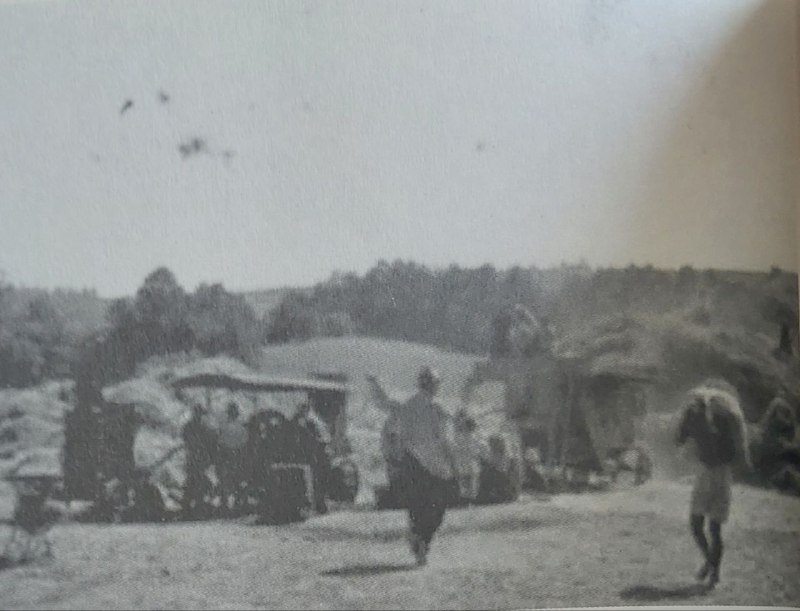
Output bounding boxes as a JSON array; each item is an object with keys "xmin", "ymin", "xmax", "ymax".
[
  {"xmin": 460, "ymin": 306, "xmax": 658, "ymax": 496},
  {"xmin": 58, "ymin": 371, "xmax": 360, "ymax": 524},
  {"xmin": 461, "ymin": 353, "xmax": 655, "ymax": 497}
]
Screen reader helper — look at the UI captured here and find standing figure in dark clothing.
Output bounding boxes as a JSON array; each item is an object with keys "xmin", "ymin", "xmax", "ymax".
[
  {"xmin": 477, "ymin": 435, "xmax": 516, "ymax": 505},
  {"xmin": 675, "ymin": 379, "xmax": 751, "ymax": 588},
  {"xmin": 291, "ymin": 402, "xmax": 330, "ymax": 513},
  {"xmin": 181, "ymin": 404, "xmax": 215, "ymax": 519}
]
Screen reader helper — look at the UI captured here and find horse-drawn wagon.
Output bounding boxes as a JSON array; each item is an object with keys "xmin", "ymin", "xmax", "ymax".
[{"xmin": 463, "ymin": 307, "xmax": 659, "ymax": 493}]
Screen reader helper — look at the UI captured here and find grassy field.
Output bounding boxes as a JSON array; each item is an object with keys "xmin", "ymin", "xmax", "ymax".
[
  {"xmin": 259, "ymin": 336, "xmax": 482, "ymax": 399},
  {"xmin": 0, "ymin": 479, "xmax": 797, "ymax": 609}
]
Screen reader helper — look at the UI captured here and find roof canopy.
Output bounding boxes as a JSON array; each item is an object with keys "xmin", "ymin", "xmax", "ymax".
[{"xmin": 170, "ymin": 372, "xmax": 348, "ymax": 394}]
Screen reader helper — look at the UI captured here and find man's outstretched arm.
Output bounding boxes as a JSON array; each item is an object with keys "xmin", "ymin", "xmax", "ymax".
[{"xmin": 366, "ymin": 375, "xmax": 394, "ymax": 413}]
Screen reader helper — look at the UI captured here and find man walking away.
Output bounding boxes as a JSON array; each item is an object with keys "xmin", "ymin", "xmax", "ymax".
[
  {"xmin": 675, "ymin": 378, "xmax": 751, "ymax": 588},
  {"xmin": 396, "ymin": 366, "xmax": 458, "ymax": 566}
]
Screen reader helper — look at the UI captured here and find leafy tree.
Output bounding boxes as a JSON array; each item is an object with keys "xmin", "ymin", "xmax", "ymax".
[
  {"xmin": 267, "ymin": 291, "xmax": 319, "ymax": 343},
  {"xmin": 187, "ymin": 283, "xmax": 261, "ymax": 363}
]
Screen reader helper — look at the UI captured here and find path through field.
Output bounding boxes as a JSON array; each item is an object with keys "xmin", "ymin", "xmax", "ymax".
[{"xmin": 0, "ymin": 480, "xmax": 798, "ymax": 609}]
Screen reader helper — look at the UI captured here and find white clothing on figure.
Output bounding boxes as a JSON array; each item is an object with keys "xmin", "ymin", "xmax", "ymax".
[
  {"xmin": 396, "ymin": 391, "xmax": 454, "ymax": 480},
  {"xmin": 453, "ymin": 430, "xmax": 482, "ymax": 500},
  {"xmin": 219, "ymin": 419, "xmax": 248, "ymax": 451}
]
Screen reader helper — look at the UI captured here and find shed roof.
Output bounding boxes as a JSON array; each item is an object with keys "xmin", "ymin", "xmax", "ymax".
[{"xmin": 170, "ymin": 372, "xmax": 348, "ymax": 394}]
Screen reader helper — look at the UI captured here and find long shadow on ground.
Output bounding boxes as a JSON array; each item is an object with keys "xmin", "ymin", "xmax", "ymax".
[
  {"xmin": 0, "ymin": 554, "xmax": 39, "ymax": 573},
  {"xmin": 620, "ymin": 582, "xmax": 711, "ymax": 602},
  {"xmin": 304, "ymin": 515, "xmax": 555, "ymax": 543},
  {"xmin": 321, "ymin": 563, "xmax": 417, "ymax": 577}
]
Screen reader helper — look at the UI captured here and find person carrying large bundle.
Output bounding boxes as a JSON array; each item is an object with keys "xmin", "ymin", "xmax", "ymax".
[
  {"xmin": 394, "ymin": 367, "xmax": 458, "ymax": 566},
  {"xmin": 675, "ymin": 378, "xmax": 752, "ymax": 588}
]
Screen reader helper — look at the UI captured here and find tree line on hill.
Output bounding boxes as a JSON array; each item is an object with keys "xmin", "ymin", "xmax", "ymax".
[
  {"xmin": 73, "ymin": 267, "xmax": 265, "ymax": 401},
  {"xmin": 1, "ymin": 261, "xmax": 797, "ymax": 393},
  {"xmin": 266, "ymin": 259, "xmax": 799, "ymax": 356},
  {"xmin": 1, "ymin": 268, "xmax": 265, "ymax": 391},
  {"xmin": 0, "ymin": 278, "xmax": 105, "ymax": 387}
]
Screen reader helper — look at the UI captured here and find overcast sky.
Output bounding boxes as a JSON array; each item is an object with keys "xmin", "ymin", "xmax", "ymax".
[{"xmin": 0, "ymin": 0, "xmax": 797, "ymax": 297}]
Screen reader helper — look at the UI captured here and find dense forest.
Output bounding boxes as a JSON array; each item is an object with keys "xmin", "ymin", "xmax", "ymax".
[
  {"xmin": 266, "ymin": 259, "xmax": 798, "ymax": 356},
  {"xmin": 2, "ymin": 261, "xmax": 797, "ymax": 402},
  {"xmin": 0, "ymin": 268, "xmax": 264, "ymax": 391}
]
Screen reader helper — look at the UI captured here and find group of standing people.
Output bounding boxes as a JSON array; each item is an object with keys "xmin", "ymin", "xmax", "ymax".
[
  {"xmin": 376, "ymin": 368, "xmax": 765, "ymax": 587},
  {"xmin": 181, "ymin": 400, "xmax": 328, "ymax": 518},
  {"xmin": 181, "ymin": 401, "xmax": 249, "ymax": 517}
]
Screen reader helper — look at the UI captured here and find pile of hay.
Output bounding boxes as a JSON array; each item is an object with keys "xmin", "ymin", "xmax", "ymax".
[
  {"xmin": 0, "ymin": 381, "xmax": 71, "ymax": 477},
  {"xmin": 658, "ymin": 319, "xmax": 799, "ymax": 420},
  {"xmin": 101, "ymin": 355, "xmax": 266, "ymax": 503}
]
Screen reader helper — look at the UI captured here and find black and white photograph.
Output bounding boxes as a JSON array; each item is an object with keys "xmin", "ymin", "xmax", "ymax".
[{"xmin": 0, "ymin": 1, "xmax": 799, "ymax": 609}]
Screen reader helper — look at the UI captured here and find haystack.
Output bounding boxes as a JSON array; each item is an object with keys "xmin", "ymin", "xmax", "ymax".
[
  {"xmin": 0, "ymin": 382, "xmax": 71, "ymax": 478},
  {"xmin": 659, "ymin": 320, "xmax": 798, "ymax": 420}
]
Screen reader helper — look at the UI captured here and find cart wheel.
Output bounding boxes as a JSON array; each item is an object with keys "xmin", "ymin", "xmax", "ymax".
[
  {"xmin": 329, "ymin": 458, "xmax": 359, "ymax": 503},
  {"xmin": 128, "ymin": 480, "xmax": 166, "ymax": 522}
]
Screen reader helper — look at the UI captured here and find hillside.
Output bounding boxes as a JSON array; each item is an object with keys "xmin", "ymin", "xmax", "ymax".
[
  {"xmin": 260, "ymin": 336, "xmax": 481, "ymax": 399},
  {"xmin": 264, "ymin": 261, "xmax": 798, "ymax": 358}
]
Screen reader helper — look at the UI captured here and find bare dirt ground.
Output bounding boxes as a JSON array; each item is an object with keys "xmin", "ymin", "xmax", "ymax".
[{"xmin": 0, "ymin": 479, "xmax": 798, "ymax": 610}]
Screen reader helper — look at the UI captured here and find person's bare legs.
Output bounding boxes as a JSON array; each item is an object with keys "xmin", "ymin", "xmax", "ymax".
[
  {"xmin": 708, "ymin": 520, "xmax": 723, "ymax": 587},
  {"xmin": 691, "ymin": 514, "xmax": 711, "ymax": 580}
]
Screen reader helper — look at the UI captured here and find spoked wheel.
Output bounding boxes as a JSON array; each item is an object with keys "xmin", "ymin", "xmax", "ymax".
[
  {"xmin": 606, "ymin": 447, "xmax": 653, "ymax": 487},
  {"xmin": 328, "ymin": 458, "xmax": 360, "ymax": 504},
  {"xmin": 1, "ymin": 524, "xmax": 53, "ymax": 566}
]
